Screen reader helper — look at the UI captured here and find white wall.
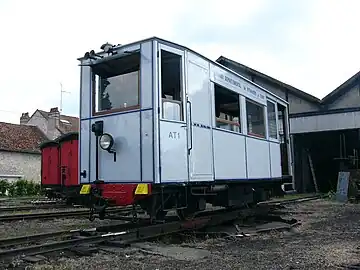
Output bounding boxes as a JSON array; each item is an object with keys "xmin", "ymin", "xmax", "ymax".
[
  {"xmin": 0, "ymin": 151, "xmax": 41, "ymax": 183},
  {"xmin": 25, "ymin": 111, "xmax": 61, "ymax": 140},
  {"xmin": 290, "ymin": 111, "xmax": 360, "ymax": 133}
]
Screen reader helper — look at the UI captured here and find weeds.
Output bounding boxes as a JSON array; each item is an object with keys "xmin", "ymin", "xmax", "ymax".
[{"xmin": 0, "ymin": 179, "xmax": 43, "ymax": 197}]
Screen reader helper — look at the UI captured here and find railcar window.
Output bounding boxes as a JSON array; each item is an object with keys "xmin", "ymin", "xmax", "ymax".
[
  {"xmin": 267, "ymin": 101, "xmax": 277, "ymax": 139},
  {"xmin": 214, "ymin": 84, "xmax": 241, "ymax": 133},
  {"xmin": 246, "ymin": 99, "xmax": 265, "ymax": 138},
  {"xmin": 160, "ymin": 50, "xmax": 183, "ymax": 121},
  {"xmin": 277, "ymin": 106, "xmax": 285, "ymax": 143},
  {"xmin": 92, "ymin": 52, "xmax": 140, "ymax": 114}
]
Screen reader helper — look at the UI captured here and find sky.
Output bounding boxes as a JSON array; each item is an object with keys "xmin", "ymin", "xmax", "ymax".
[{"xmin": 0, "ymin": 0, "xmax": 359, "ymax": 124}]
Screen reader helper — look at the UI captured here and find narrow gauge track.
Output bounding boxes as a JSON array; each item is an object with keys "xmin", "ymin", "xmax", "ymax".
[
  {"xmin": 259, "ymin": 194, "xmax": 325, "ymax": 206},
  {"xmin": 0, "ymin": 195, "xmax": 324, "ymax": 262},
  {"xmin": 0, "ymin": 206, "xmax": 136, "ymax": 222},
  {"xmin": 0, "ymin": 201, "xmax": 300, "ymax": 261},
  {"xmin": 0, "ymin": 207, "xmax": 266, "ymax": 261},
  {"xmin": 0, "ymin": 204, "xmax": 81, "ymax": 213}
]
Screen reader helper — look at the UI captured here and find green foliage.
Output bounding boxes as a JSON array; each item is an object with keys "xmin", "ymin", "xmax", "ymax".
[
  {"xmin": 0, "ymin": 178, "xmax": 43, "ymax": 197},
  {"xmin": 0, "ymin": 179, "xmax": 9, "ymax": 196}
]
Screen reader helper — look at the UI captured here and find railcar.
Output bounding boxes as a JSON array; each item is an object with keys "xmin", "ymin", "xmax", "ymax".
[
  {"xmin": 78, "ymin": 37, "xmax": 293, "ymax": 221},
  {"xmin": 40, "ymin": 132, "xmax": 81, "ymax": 204}
]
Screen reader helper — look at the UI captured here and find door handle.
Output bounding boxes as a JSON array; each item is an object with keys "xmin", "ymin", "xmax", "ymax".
[{"xmin": 187, "ymin": 99, "xmax": 193, "ymax": 153}]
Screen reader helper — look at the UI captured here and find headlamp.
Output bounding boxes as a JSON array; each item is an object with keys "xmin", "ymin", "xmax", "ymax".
[{"xmin": 99, "ymin": 133, "xmax": 114, "ymax": 151}]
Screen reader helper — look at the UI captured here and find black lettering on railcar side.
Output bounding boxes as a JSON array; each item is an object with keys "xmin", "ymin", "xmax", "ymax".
[{"xmin": 168, "ymin": 132, "xmax": 180, "ymax": 139}]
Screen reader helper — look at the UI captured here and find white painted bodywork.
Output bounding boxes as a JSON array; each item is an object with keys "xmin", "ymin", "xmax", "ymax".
[{"xmin": 78, "ymin": 37, "xmax": 292, "ymax": 185}]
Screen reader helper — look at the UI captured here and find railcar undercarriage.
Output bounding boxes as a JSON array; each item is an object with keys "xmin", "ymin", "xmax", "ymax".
[{"xmin": 85, "ymin": 180, "xmax": 288, "ymax": 222}]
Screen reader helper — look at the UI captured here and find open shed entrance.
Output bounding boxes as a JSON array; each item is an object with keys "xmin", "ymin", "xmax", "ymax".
[{"xmin": 293, "ymin": 129, "xmax": 360, "ymax": 193}]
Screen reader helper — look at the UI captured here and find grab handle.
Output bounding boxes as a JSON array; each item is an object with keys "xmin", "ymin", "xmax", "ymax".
[{"xmin": 187, "ymin": 99, "xmax": 193, "ymax": 154}]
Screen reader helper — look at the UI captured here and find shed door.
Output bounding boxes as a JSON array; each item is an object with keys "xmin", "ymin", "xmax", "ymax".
[{"xmin": 158, "ymin": 44, "xmax": 189, "ymax": 183}]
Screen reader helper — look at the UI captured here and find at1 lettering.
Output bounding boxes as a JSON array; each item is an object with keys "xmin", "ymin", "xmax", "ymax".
[{"xmin": 168, "ymin": 132, "xmax": 180, "ymax": 139}]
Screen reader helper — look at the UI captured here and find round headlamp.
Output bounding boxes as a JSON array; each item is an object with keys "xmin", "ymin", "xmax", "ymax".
[{"xmin": 99, "ymin": 133, "xmax": 114, "ymax": 150}]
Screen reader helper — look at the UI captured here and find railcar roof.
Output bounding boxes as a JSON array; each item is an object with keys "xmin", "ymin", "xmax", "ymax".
[{"xmin": 78, "ymin": 36, "xmax": 288, "ymax": 105}]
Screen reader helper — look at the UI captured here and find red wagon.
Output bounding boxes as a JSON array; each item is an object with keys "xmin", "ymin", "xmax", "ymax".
[
  {"xmin": 40, "ymin": 140, "xmax": 61, "ymax": 199},
  {"xmin": 40, "ymin": 132, "xmax": 82, "ymax": 203}
]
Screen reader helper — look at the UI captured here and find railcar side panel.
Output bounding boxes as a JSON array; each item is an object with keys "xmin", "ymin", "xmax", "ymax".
[
  {"xmin": 186, "ymin": 52, "xmax": 214, "ymax": 182},
  {"xmin": 159, "ymin": 120, "xmax": 188, "ymax": 183},
  {"xmin": 141, "ymin": 109, "xmax": 154, "ymax": 182},
  {"xmin": 140, "ymin": 42, "xmax": 153, "ymax": 109},
  {"xmin": 79, "ymin": 120, "xmax": 90, "ymax": 184},
  {"xmin": 90, "ymin": 113, "xmax": 141, "ymax": 183},
  {"xmin": 246, "ymin": 137, "xmax": 271, "ymax": 179},
  {"xmin": 140, "ymin": 42, "xmax": 155, "ymax": 182},
  {"xmin": 210, "ymin": 64, "xmax": 267, "ymax": 106},
  {"xmin": 269, "ymin": 142, "xmax": 282, "ymax": 178},
  {"xmin": 213, "ymin": 130, "xmax": 247, "ymax": 179},
  {"xmin": 80, "ymin": 66, "xmax": 92, "ymax": 119}
]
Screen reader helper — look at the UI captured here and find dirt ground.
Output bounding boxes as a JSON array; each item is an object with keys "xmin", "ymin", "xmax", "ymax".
[{"xmin": 5, "ymin": 198, "xmax": 360, "ymax": 270}]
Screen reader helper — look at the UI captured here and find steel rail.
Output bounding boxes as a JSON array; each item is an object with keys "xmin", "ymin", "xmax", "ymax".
[
  {"xmin": 0, "ymin": 207, "xmax": 261, "ymax": 259},
  {"xmin": 259, "ymin": 194, "xmax": 326, "ymax": 206},
  {"xmin": 0, "ymin": 207, "xmax": 133, "ymax": 222},
  {"xmin": 0, "ymin": 198, "xmax": 309, "ymax": 260},
  {"xmin": 0, "ymin": 221, "xmax": 145, "ymax": 249},
  {"xmin": 0, "ymin": 229, "xmax": 82, "ymax": 248},
  {"xmin": 0, "ymin": 204, "xmax": 78, "ymax": 212}
]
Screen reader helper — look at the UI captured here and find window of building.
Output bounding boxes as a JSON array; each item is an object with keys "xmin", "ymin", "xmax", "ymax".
[
  {"xmin": 160, "ymin": 50, "xmax": 183, "ymax": 121},
  {"xmin": 267, "ymin": 101, "xmax": 277, "ymax": 139},
  {"xmin": 92, "ymin": 52, "xmax": 140, "ymax": 114},
  {"xmin": 246, "ymin": 99, "xmax": 265, "ymax": 138},
  {"xmin": 214, "ymin": 84, "xmax": 241, "ymax": 133}
]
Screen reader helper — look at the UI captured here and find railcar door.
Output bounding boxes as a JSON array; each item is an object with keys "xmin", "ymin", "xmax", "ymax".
[
  {"xmin": 158, "ymin": 44, "xmax": 189, "ymax": 183},
  {"xmin": 186, "ymin": 53, "xmax": 214, "ymax": 181}
]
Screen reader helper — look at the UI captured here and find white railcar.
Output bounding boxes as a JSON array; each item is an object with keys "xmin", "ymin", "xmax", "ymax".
[{"xmin": 78, "ymin": 37, "xmax": 293, "ymax": 220}]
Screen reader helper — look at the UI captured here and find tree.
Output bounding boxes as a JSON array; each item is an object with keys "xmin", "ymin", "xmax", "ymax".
[{"xmin": 100, "ymin": 78, "xmax": 112, "ymax": 110}]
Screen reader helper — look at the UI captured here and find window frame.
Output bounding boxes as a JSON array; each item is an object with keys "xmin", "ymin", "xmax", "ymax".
[
  {"xmin": 266, "ymin": 99, "xmax": 279, "ymax": 141},
  {"xmin": 158, "ymin": 45, "xmax": 186, "ymax": 123},
  {"xmin": 213, "ymin": 83, "xmax": 242, "ymax": 134},
  {"xmin": 91, "ymin": 55, "xmax": 141, "ymax": 117},
  {"xmin": 245, "ymin": 98, "xmax": 266, "ymax": 139}
]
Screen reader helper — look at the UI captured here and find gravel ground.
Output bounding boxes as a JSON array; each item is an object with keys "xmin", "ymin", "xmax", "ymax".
[{"xmin": 5, "ymin": 198, "xmax": 360, "ymax": 270}]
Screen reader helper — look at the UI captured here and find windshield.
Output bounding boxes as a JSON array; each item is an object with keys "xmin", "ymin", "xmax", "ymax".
[{"xmin": 92, "ymin": 52, "xmax": 140, "ymax": 114}]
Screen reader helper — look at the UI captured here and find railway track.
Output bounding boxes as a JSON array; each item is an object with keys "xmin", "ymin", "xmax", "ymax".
[
  {"xmin": 0, "ymin": 206, "xmax": 136, "ymax": 222},
  {"xmin": 0, "ymin": 204, "xmax": 80, "ymax": 213},
  {"xmin": 0, "ymin": 207, "xmax": 268, "ymax": 261},
  {"xmin": 259, "ymin": 194, "xmax": 325, "ymax": 206},
  {"xmin": 0, "ymin": 195, "xmax": 325, "ymax": 263}
]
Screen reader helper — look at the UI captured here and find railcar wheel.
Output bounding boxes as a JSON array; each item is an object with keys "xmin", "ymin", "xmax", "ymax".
[
  {"xmin": 176, "ymin": 208, "xmax": 197, "ymax": 220},
  {"xmin": 156, "ymin": 210, "xmax": 167, "ymax": 220}
]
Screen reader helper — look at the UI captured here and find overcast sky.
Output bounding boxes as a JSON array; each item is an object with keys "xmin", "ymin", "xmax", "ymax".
[{"xmin": 0, "ymin": 0, "xmax": 359, "ymax": 124}]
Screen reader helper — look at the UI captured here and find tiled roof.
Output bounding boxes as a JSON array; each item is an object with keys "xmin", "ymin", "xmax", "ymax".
[
  {"xmin": 37, "ymin": 110, "xmax": 50, "ymax": 119},
  {"xmin": 58, "ymin": 115, "xmax": 79, "ymax": 134},
  {"xmin": 0, "ymin": 122, "xmax": 47, "ymax": 154}
]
